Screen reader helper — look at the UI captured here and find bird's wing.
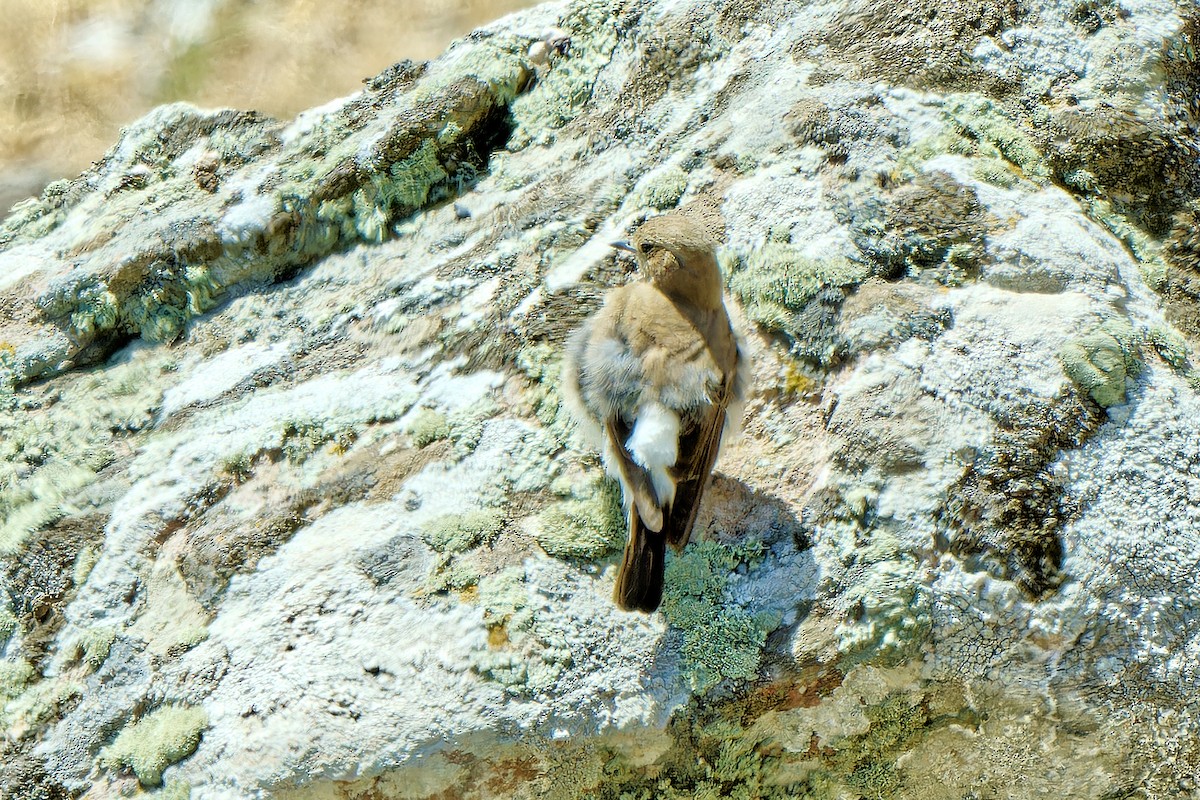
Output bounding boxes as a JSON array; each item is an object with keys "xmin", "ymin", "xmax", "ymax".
[
  {"xmin": 604, "ymin": 417, "xmax": 665, "ymax": 533},
  {"xmin": 663, "ymin": 369, "xmax": 733, "ymax": 550}
]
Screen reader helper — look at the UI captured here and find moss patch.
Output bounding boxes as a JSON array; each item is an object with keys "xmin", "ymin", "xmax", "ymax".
[
  {"xmin": 661, "ymin": 540, "xmax": 780, "ymax": 694},
  {"xmin": 100, "ymin": 704, "xmax": 208, "ymax": 787}
]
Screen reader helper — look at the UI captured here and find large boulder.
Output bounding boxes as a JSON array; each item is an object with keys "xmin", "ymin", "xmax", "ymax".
[{"xmin": 2, "ymin": 0, "xmax": 1199, "ymax": 797}]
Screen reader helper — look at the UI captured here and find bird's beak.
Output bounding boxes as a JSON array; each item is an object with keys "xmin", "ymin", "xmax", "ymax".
[{"xmin": 610, "ymin": 240, "xmax": 636, "ymax": 253}]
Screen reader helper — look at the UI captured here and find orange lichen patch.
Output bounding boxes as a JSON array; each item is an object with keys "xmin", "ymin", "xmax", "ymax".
[{"xmin": 487, "ymin": 624, "xmax": 510, "ymax": 649}]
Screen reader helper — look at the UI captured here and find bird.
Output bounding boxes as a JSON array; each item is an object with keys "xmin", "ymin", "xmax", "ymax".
[{"xmin": 562, "ymin": 213, "xmax": 748, "ymax": 612}]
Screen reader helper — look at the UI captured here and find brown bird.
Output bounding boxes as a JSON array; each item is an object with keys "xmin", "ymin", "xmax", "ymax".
[{"xmin": 563, "ymin": 213, "xmax": 748, "ymax": 612}]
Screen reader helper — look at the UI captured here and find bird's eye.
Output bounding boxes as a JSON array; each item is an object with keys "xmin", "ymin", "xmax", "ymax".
[{"xmin": 639, "ymin": 242, "xmax": 655, "ymax": 255}]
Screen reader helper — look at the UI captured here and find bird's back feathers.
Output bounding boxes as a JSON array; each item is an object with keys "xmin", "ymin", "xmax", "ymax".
[{"xmin": 562, "ymin": 212, "xmax": 746, "ymax": 612}]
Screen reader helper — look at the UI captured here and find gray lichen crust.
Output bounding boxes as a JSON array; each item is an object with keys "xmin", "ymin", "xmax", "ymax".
[{"xmin": 3, "ymin": 0, "xmax": 1200, "ymax": 797}]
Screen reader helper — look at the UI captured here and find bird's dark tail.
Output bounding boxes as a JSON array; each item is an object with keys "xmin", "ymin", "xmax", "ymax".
[{"xmin": 614, "ymin": 506, "xmax": 666, "ymax": 612}]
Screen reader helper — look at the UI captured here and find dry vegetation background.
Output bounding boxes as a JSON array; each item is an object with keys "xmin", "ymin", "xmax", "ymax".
[{"xmin": 0, "ymin": 0, "xmax": 536, "ymax": 211}]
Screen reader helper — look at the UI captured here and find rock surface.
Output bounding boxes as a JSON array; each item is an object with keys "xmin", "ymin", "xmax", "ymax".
[{"xmin": 2, "ymin": 0, "xmax": 1199, "ymax": 797}]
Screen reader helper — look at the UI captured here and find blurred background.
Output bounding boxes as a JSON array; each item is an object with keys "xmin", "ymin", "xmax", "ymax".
[{"xmin": 0, "ymin": 0, "xmax": 539, "ymax": 212}]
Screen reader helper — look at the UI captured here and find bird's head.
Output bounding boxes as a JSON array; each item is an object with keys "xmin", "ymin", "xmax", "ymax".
[{"xmin": 612, "ymin": 215, "xmax": 720, "ymax": 288}]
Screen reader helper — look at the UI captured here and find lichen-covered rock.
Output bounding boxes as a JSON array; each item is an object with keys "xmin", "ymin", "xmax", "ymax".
[{"xmin": 2, "ymin": 0, "xmax": 1200, "ymax": 797}]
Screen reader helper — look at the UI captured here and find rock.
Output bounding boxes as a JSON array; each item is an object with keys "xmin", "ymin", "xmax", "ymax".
[{"xmin": 2, "ymin": 0, "xmax": 1200, "ymax": 797}]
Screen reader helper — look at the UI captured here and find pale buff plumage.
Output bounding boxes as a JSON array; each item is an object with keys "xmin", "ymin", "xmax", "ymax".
[{"xmin": 563, "ymin": 214, "xmax": 748, "ymax": 612}]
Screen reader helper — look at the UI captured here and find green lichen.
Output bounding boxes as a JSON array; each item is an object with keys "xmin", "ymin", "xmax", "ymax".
[
  {"xmin": 168, "ymin": 625, "xmax": 210, "ymax": 655},
  {"xmin": 407, "ymin": 408, "xmax": 451, "ymax": 448},
  {"xmin": 516, "ymin": 344, "xmax": 574, "ymax": 444},
  {"xmin": 425, "ymin": 556, "xmax": 482, "ymax": 594},
  {"xmin": 73, "ymin": 545, "xmax": 100, "ymax": 586},
  {"xmin": 0, "ymin": 659, "xmax": 34, "ymax": 704},
  {"xmin": 941, "ymin": 95, "xmax": 1051, "ymax": 180},
  {"xmin": 0, "ymin": 350, "xmax": 168, "ymax": 554},
  {"xmin": 423, "ymin": 37, "xmax": 531, "ymax": 106},
  {"xmin": 219, "ymin": 452, "xmax": 254, "ymax": 482},
  {"xmin": 278, "ymin": 418, "xmax": 358, "ymax": 463},
  {"xmin": 898, "ymin": 128, "xmax": 979, "ymax": 177},
  {"xmin": 818, "ymin": 692, "xmax": 929, "ymax": 797},
  {"xmin": 100, "ymin": 704, "xmax": 208, "ymax": 787},
  {"xmin": 581, "ymin": 675, "xmax": 915, "ymax": 800},
  {"xmin": 1164, "ymin": 201, "xmax": 1200, "ymax": 275},
  {"xmin": 834, "ymin": 550, "xmax": 931, "ymax": 667},
  {"xmin": 0, "ymin": 458, "xmax": 100, "ymax": 554},
  {"xmin": 509, "ymin": 0, "xmax": 622, "ymax": 144},
  {"xmin": 446, "ymin": 398, "xmax": 502, "ymax": 456},
  {"xmin": 868, "ymin": 171, "xmax": 987, "ymax": 284},
  {"xmin": 727, "ymin": 243, "xmax": 869, "ymax": 336},
  {"xmin": 350, "ymin": 140, "xmax": 451, "ymax": 243},
  {"xmin": 971, "ymin": 158, "xmax": 1020, "ymax": 188},
  {"xmin": 1147, "ymin": 325, "xmax": 1191, "ymax": 371},
  {"xmin": 0, "ymin": 606, "xmax": 16, "ymax": 644},
  {"xmin": 2, "ymin": 677, "xmax": 83, "ymax": 730},
  {"xmin": 8, "ymin": 35, "xmax": 535, "ymax": 392},
  {"xmin": 580, "ymin": 712, "xmax": 804, "ymax": 799},
  {"xmin": 1087, "ymin": 197, "xmax": 1172, "ymax": 290},
  {"xmin": 534, "ymin": 478, "xmax": 624, "ymax": 559},
  {"xmin": 76, "ymin": 627, "xmax": 118, "ymax": 672},
  {"xmin": 471, "ymin": 567, "xmax": 572, "ymax": 694},
  {"xmin": 422, "ymin": 509, "xmax": 505, "ymax": 553},
  {"xmin": 634, "ymin": 166, "xmax": 689, "ymax": 210},
  {"xmin": 1059, "ymin": 320, "xmax": 1142, "ymax": 407},
  {"xmin": 661, "ymin": 540, "xmax": 779, "ymax": 694},
  {"xmin": 0, "ymin": 180, "xmax": 77, "ymax": 243}
]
